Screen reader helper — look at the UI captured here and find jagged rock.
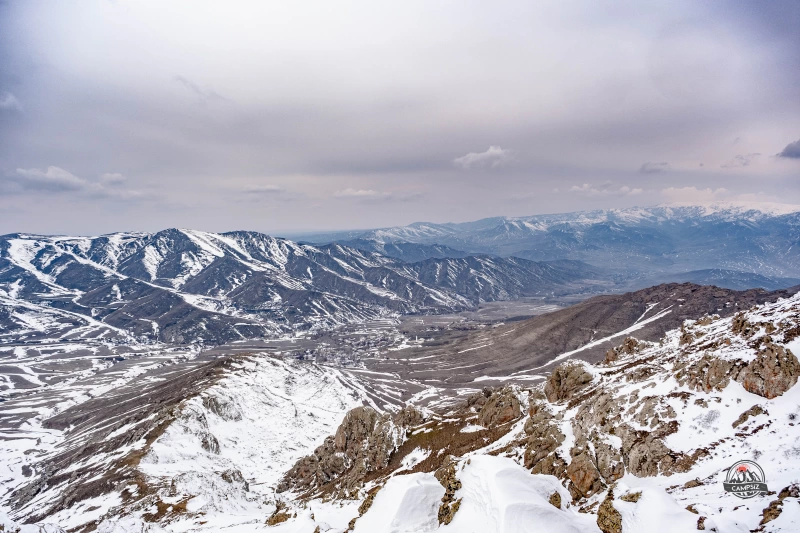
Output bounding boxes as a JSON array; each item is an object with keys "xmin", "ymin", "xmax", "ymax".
[
  {"xmin": 592, "ymin": 438, "xmax": 624, "ymax": 483},
  {"xmin": 220, "ymin": 468, "xmax": 249, "ymax": 491},
  {"xmin": 435, "ymin": 456, "xmax": 463, "ymax": 525},
  {"xmin": 266, "ymin": 501, "xmax": 293, "ymax": 526},
  {"xmin": 620, "ymin": 491, "xmax": 641, "ymax": 502},
  {"xmin": 759, "ymin": 498, "xmax": 783, "ymax": 526},
  {"xmin": 278, "ymin": 406, "xmax": 410, "ymax": 495},
  {"xmin": 566, "ymin": 452, "xmax": 605, "ymax": 499},
  {"xmin": 201, "ymin": 434, "xmax": 221, "ymax": 454},
  {"xmin": 477, "ymin": 387, "xmax": 521, "ymax": 427},
  {"xmin": 731, "ymin": 312, "xmax": 756, "ymax": 337},
  {"xmin": 334, "ymin": 407, "xmax": 381, "ymax": 456},
  {"xmin": 676, "ymin": 354, "xmax": 741, "ymax": 393},
  {"xmin": 737, "ymin": 343, "xmax": 800, "ymax": 399},
  {"xmin": 732, "ymin": 405, "xmax": 767, "ymax": 428},
  {"xmin": 394, "ymin": 405, "xmax": 425, "ymax": 427},
  {"xmin": 549, "ymin": 491, "xmax": 562, "ymax": 509},
  {"xmin": 597, "ymin": 489, "xmax": 622, "ymax": 533},
  {"xmin": 544, "ymin": 362, "xmax": 593, "ymax": 403},
  {"xmin": 522, "ymin": 402, "xmax": 565, "ymax": 470},
  {"xmin": 202, "ymin": 395, "xmax": 242, "ymax": 421}
]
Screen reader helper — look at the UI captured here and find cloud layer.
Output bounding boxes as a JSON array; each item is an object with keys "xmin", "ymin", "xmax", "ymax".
[{"xmin": 1, "ymin": 1, "xmax": 799, "ymax": 235}]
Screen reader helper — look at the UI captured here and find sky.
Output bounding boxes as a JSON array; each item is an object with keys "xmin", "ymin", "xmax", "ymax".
[{"xmin": 1, "ymin": 0, "xmax": 799, "ymax": 236}]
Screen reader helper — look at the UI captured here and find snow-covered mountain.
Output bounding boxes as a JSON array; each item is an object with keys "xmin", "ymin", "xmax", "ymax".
[
  {"xmin": 0, "ymin": 229, "xmax": 601, "ymax": 345},
  {"xmin": 273, "ymin": 289, "xmax": 800, "ymax": 533},
  {"xmin": 4, "ymin": 280, "xmax": 798, "ymax": 532},
  {"xmin": 302, "ymin": 204, "xmax": 800, "ymax": 279}
]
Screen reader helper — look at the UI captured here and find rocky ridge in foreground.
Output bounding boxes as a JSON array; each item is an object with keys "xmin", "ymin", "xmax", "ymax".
[{"xmin": 275, "ymin": 291, "xmax": 800, "ymax": 532}]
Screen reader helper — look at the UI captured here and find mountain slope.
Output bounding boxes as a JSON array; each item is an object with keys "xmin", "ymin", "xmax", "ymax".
[
  {"xmin": 368, "ymin": 283, "xmax": 800, "ymax": 390},
  {"xmin": 272, "ymin": 289, "xmax": 800, "ymax": 533},
  {"xmin": 0, "ymin": 230, "xmax": 603, "ymax": 345}
]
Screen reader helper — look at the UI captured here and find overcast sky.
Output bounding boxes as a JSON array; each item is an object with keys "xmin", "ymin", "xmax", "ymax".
[{"xmin": 1, "ymin": 0, "xmax": 799, "ymax": 236}]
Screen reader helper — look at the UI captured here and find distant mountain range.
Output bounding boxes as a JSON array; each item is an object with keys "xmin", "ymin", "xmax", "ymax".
[
  {"xmin": 0, "ymin": 230, "xmax": 602, "ymax": 345},
  {"xmin": 294, "ymin": 204, "xmax": 800, "ymax": 282},
  {"xmin": 3, "ymin": 204, "xmax": 798, "ymax": 346}
]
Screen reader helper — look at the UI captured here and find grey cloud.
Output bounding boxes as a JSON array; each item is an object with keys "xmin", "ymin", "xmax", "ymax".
[
  {"xmin": 0, "ymin": 91, "xmax": 22, "ymax": 112},
  {"xmin": 1, "ymin": 1, "xmax": 800, "ymax": 234},
  {"xmin": 777, "ymin": 139, "xmax": 800, "ymax": 158},
  {"xmin": 721, "ymin": 153, "xmax": 760, "ymax": 168},
  {"xmin": 100, "ymin": 172, "xmax": 126, "ymax": 185},
  {"xmin": 243, "ymin": 185, "xmax": 286, "ymax": 195},
  {"xmin": 7, "ymin": 166, "xmax": 145, "ymax": 200},
  {"xmin": 174, "ymin": 76, "xmax": 228, "ymax": 103},
  {"xmin": 639, "ymin": 162, "xmax": 670, "ymax": 174},
  {"xmin": 453, "ymin": 146, "xmax": 512, "ymax": 169},
  {"xmin": 13, "ymin": 166, "xmax": 86, "ymax": 192}
]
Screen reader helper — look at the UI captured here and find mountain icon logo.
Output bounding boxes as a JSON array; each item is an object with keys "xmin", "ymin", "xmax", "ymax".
[{"xmin": 723, "ymin": 460, "xmax": 769, "ymax": 499}]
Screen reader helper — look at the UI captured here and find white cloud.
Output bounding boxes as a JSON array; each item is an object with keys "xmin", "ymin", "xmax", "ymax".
[
  {"xmin": 568, "ymin": 183, "xmax": 643, "ymax": 197},
  {"xmin": 333, "ymin": 188, "xmax": 420, "ymax": 202},
  {"xmin": 334, "ymin": 188, "xmax": 393, "ymax": 201},
  {"xmin": 15, "ymin": 166, "xmax": 87, "ymax": 191},
  {"xmin": 453, "ymin": 146, "xmax": 512, "ymax": 170},
  {"xmin": 0, "ymin": 92, "xmax": 23, "ymax": 112}
]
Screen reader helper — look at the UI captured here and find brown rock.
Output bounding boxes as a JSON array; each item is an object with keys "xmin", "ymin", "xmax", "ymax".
[
  {"xmin": 597, "ymin": 490, "xmax": 622, "ymax": 533},
  {"xmin": 522, "ymin": 405, "xmax": 565, "ymax": 470},
  {"xmin": 620, "ymin": 491, "xmax": 641, "ymax": 502},
  {"xmin": 549, "ymin": 491, "xmax": 562, "ymax": 509},
  {"xmin": 477, "ymin": 387, "xmax": 521, "ymax": 427},
  {"xmin": 677, "ymin": 354, "xmax": 740, "ymax": 393},
  {"xmin": 732, "ymin": 405, "xmax": 767, "ymax": 428},
  {"xmin": 545, "ymin": 362, "xmax": 593, "ymax": 403},
  {"xmin": 737, "ymin": 343, "xmax": 800, "ymax": 399},
  {"xmin": 566, "ymin": 452, "xmax": 605, "ymax": 499}
]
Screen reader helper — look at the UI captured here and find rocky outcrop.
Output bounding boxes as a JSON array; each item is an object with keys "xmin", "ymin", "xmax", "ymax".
[
  {"xmin": 278, "ymin": 406, "xmax": 423, "ymax": 496},
  {"xmin": 435, "ymin": 456, "xmax": 463, "ymax": 525},
  {"xmin": 566, "ymin": 452, "xmax": 605, "ymax": 499},
  {"xmin": 544, "ymin": 361, "xmax": 593, "ymax": 403},
  {"xmin": 596, "ymin": 489, "xmax": 622, "ymax": 533},
  {"xmin": 737, "ymin": 343, "xmax": 800, "ymax": 399},
  {"xmin": 676, "ymin": 354, "xmax": 742, "ymax": 393},
  {"xmin": 523, "ymin": 399, "xmax": 566, "ymax": 473},
  {"xmin": 732, "ymin": 405, "xmax": 767, "ymax": 428},
  {"xmin": 477, "ymin": 387, "xmax": 521, "ymax": 427}
]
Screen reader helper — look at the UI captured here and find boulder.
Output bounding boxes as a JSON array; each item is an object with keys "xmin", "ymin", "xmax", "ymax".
[
  {"xmin": 737, "ymin": 343, "xmax": 800, "ymax": 399},
  {"xmin": 477, "ymin": 387, "xmax": 521, "ymax": 427},
  {"xmin": 544, "ymin": 362, "xmax": 593, "ymax": 403}
]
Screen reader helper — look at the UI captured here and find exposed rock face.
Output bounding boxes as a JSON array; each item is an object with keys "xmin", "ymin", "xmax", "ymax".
[
  {"xmin": 596, "ymin": 489, "xmax": 622, "ymax": 533},
  {"xmin": 544, "ymin": 361, "xmax": 593, "ymax": 403},
  {"xmin": 477, "ymin": 387, "xmax": 522, "ymax": 427},
  {"xmin": 677, "ymin": 354, "xmax": 741, "ymax": 393},
  {"xmin": 523, "ymin": 400, "xmax": 565, "ymax": 471},
  {"xmin": 732, "ymin": 405, "xmax": 767, "ymax": 428},
  {"xmin": 435, "ymin": 456, "xmax": 463, "ymax": 525},
  {"xmin": 566, "ymin": 452, "xmax": 605, "ymax": 499},
  {"xmin": 278, "ymin": 406, "xmax": 423, "ymax": 496},
  {"xmin": 737, "ymin": 343, "xmax": 800, "ymax": 399}
]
